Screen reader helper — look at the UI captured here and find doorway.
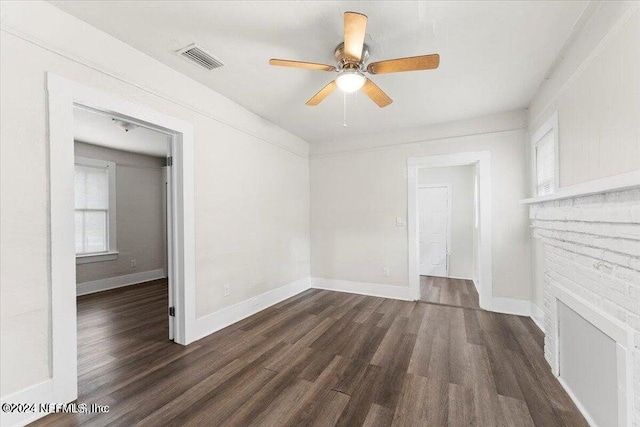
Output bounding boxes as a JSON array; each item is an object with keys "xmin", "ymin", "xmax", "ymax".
[
  {"xmin": 417, "ymin": 164, "xmax": 478, "ymax": 308},
  {"xmin": 47, "ymin": 74, "xmax": 196, "ymax": 406},
  {"xmin": 73, "ymin": 105, "xmax": 175, "ymax": 339},
  {"xmin": 407, "ymin": 152, "xmax": 492, "ymax": 310}
]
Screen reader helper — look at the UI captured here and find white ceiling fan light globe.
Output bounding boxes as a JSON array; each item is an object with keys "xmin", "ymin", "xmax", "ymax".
[{"xmin": 335, "ymin": 69, "xmax": 366, "ymax": 93}]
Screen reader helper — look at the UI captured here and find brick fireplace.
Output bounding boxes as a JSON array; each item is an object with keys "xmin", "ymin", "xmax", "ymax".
[{"xmin": 529, "ymin": 188, "xmax": 639, "ymax": 426}]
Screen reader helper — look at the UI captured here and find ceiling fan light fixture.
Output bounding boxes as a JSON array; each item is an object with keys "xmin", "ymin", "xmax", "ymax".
[
  {"xmin": 335, "ymin": 69, "xmax": 366, "ymax": 93},
  {"xmin": 269, "ymin": 11, "xmax": 438, "ymax": 107}
]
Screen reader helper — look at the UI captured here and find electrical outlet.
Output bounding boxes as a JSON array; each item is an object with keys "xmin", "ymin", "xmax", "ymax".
[
  {"xmin": 382, "ymin": 267, "xmax": 390, "ymax": 277},
  {"xmin": 224, "ymin": 284, "xmax": 230, "ymax": 297},
  {"xmin": 130, "ymin": 259, "xmax": 136, "ymax": 268}
]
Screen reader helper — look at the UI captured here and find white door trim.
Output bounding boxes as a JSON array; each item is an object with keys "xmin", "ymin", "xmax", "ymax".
[
  {"xmin": 407, "ymin": 152, "xmax": 492, "ymax": 309},
  {"xmin": 417, "ymin": 184, "xmax": 451, "ymax": 277},
  {"xmin": 47, "ymin": 73, "xmax": 197, "ymax": 407}
]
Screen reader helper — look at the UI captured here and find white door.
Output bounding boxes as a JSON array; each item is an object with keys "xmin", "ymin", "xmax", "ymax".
[{"xmin": 419, "ymin": 186, "xmax": 449, "ymax": 277}]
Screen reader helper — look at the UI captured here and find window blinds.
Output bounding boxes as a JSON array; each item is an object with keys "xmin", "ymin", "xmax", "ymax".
[
  {"xmin": 536, "ymin": 131, "xmax": 555, "ymax": 196},
  {"xmin": 75, "ymin": 165, "xmax": 109, "ymax": 254}
]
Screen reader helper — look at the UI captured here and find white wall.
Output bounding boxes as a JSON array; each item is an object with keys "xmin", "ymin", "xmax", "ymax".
[
  {"xmin": 418, "ymin": 165, "xmax": 475, "ymax": 279},
  {"xmin": 528, "ymin": 2, "xmax": 640, "ymax": 188},
  {"xmin": 74, "ymin": 142, "xmax": 166, "ymax": 285},
  {"xmin": 310, "ymin": 111, "xmax": 531, "ymax": 301},
  {"xmin": 0, "ymin": 1, "xmax": 310, "ymax": 397},
  {"xmin": 528, "ymin": 2, "xmax": 640, "ymax": 315}
]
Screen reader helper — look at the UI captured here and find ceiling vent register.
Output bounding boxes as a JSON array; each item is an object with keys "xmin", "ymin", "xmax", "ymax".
[{"xmin": 177, "ymin": 43, "xmax": 224, "ymax": 71}]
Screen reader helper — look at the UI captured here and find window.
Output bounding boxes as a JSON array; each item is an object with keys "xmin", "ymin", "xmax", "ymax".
[
  {"xmin": 75, "ymin": 157, "xmax": 117, "ymax": 263},
  {"xmin": 532, "ymin": 111, "xmax": 558, "ymax": 196},
  {"xmin": 535, "ymin": 131, "xmax": 555, "ymax": 196}
]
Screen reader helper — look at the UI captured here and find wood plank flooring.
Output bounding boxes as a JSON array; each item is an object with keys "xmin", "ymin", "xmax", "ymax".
[
  {"xmin": 32, "ymin": 280, "xmax": 586, "ymax": 426},
  {"xmin": 420, "ymin": 275, "xmax": 480, "ymax": 309}
]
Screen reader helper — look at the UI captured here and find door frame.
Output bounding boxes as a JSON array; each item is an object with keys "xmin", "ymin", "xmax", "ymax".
[
  {"xmin": 407, "ymin": 152, "xmax": 492, "ymax": 309},
  {"xmin": 417, "ymin": 184, "xmax": 451, "ymax": 277},
  {"xmin": 47, "ymin": 73, "xmax": 196, "ymax": 406}
]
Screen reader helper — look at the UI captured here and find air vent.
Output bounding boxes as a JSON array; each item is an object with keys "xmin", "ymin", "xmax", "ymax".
[{"xmin": 176, "ymin": 44, "xmax": 224, "ymax": 71}]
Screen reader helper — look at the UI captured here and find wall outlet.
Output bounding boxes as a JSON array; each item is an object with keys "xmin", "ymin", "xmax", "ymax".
[
  {"xmin": 130, "ymin": 259, "xmax": 136, "ymax": 268},
  {"xmin": 224, "ymin": 284, "xmax": 230, "ymax": 297},
  {"xmin": 382, "ymin": 267, "xmax": 390, "ymax": 277}
]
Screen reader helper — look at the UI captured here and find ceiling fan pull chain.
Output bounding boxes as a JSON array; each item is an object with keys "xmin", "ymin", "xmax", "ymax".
[{"xmin": 343, "ymin": 92, "xmax": 347, "ymax": 127}]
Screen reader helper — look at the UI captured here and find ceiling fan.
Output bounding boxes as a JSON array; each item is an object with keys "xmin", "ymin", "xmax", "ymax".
[{"xmin": 269, "ymin": 11, "xmax": 440, "ymax": 108}]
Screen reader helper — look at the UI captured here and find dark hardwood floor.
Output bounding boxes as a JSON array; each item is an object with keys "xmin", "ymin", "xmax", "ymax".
[
  {"xmin": 32, "ymin": 279, "xmax": 586, "ymax": 426},
  {"xmin": 420, "ymin": 275, "xmax": 480, "ymax": 309}
]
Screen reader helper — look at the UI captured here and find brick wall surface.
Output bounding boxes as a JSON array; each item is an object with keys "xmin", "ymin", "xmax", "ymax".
[{"xmin": 530, "ymin": 188, "xmax": 640, "ymax": 426}]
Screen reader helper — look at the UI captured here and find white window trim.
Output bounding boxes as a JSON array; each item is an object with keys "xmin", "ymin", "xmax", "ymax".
[
  {"xmin": 74, "ymin": 156, "xmax": 117, "ymax": 263},
  {"xmin": 75, "ymin": 252, "xmax": 119, "ymax": 264},
  {"xmin": 531, "ymin": 111, "xmax": 559, "ymax": 196}
]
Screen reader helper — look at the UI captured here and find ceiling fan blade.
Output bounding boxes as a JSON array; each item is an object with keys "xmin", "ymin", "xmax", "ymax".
[
  {"xmin": 361, "ymin": 79, "xmax": 393, "ymax": 108},
  {"xmin": 306, "ymin": 80, "xmax": 338, "ymax": 106},
  {"xmin": 367, "ymin": 54, "xmax": 440, "ymax": 74},
  {"xmin": 344, "ymin": 12, "xmax": 367, "ymax": 62},
  {"xmin": 269, "ymin": 59, "xmax": 336, "ymax": 72}
]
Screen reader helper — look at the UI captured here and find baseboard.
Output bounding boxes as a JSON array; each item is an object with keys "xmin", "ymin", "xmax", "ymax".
[
  {"xmin": 557, "ymin": 377, "xmax": 597, "ymax": 427},
  {"xmin": 310, "ymin": 277, "xmax": 414, "ymax": 301},
  {"xmin": 0, "ymin": 380, "xmax": 53, "ymax": 427},
  {"xmin": 491, "ymin": 296, "xmax": 531, "ymax": 316},
  {"xmin": 530, "ymin": 302, "xmax": 545, "ymax": 333},
  {"xmin": 193, "ymin": 277, "xmax": 311, "ymax": 341},
  {"xmin": 76, "ymin": 269, "xmax": 166, "ymax": 296}
]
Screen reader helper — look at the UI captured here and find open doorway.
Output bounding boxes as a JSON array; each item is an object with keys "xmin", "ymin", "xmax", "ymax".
[
  {"xmin": 47, "ymin": 72, "xmax": 196, "ymax": 408},
  {"xmin": 417, "ymin": 166, "xmax": 479, "ymax": 308},
  {"xmin": 407, "ymin": 152, "xmax": 492, "ymax": 310},
  {"xmin": 71, "ymin": 106, "xmax": 182, "ymax": 402},
  {"xmin": 73, "ymin": 106, "xmax": 176, "ymax": 339}
]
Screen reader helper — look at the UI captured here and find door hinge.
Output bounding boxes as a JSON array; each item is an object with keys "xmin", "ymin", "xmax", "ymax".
[
  {"xmin": 169, "ymin": 306, "xmax": 175, "ymax": 317},
  {"xmin": 167, "ymin": 156, "xmax": 173, "ymax": 167}
]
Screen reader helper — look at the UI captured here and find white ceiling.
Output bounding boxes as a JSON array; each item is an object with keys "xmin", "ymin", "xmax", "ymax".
[
  {"xmin": 54, "ymin": 1, "xmax": 589, "ymax": 144},
  {"xmin": 74, "ymin": 107, "xmax": 169, "ymax": 157}
]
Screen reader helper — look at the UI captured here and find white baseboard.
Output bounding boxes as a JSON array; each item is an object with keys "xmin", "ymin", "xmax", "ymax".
[
  {"xmin": 76, "ymin": 269, "xmax": 166, "ymax": 296},
  {"xmin": 530, "ymin": 302, "xmax": 545, "ymax": 333},
  {"xmin": 0, "ymin": 380, "xmax": 53, "ymax": 427},
  {"xmin": 310, "ymin": 277, "xmax": 414, "ymax": 301},
  {"xmin": 193, "ymin": 277, "xmax": 311, "ymax": 341},
  {"xmin": 491, "ymin": 296, "xmax": 531, "ymax": 316}
]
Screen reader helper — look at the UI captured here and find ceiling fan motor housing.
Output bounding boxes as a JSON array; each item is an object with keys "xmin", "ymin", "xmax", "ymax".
[{"xmin": 334, "ymin": 42, "xmax": 370, "ymax": 69}]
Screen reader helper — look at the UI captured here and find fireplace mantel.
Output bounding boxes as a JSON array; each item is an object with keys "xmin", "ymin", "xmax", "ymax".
[{"xmin": 521, "ymin": 170, "xmax": 639, "ymax": 205}]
